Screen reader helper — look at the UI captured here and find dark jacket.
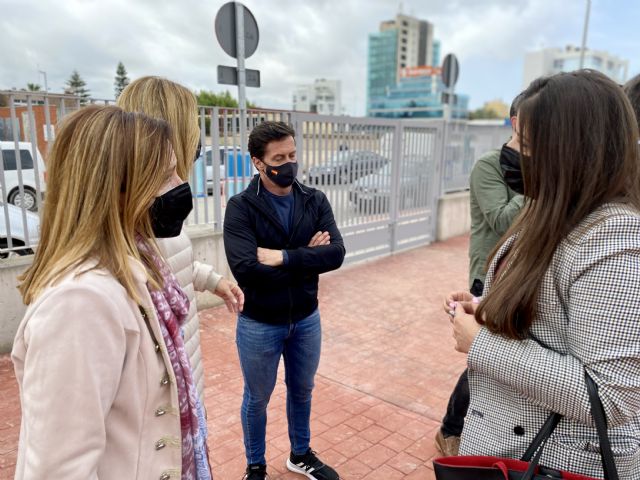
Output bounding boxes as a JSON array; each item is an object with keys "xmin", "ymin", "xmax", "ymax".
[{"xmin": 223, "ymin": 175, "xmax": 345, "ymax": 324}]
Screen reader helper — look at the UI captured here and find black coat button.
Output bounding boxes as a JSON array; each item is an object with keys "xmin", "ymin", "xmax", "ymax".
[{"xmin": 514, "ymin": 426, "xmax": 525, "ymax": 436}]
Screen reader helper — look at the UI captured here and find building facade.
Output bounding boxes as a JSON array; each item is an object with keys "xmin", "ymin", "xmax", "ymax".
[
  {"xmin": 366, "ymin": 13, "xmax": 467, "ymax": 119},
  {"xmin": 368, "ymin": 74, "xmax": 468, "ymax": 119},
  {"xmin": 292, "ymin": 79, "xmax": 342, "ymax": 116},
  {"xmin": 523, "ymin": 45, "xmax": 629, "ymax": 88}
]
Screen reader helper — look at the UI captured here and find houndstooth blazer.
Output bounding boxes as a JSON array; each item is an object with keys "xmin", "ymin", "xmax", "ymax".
[{"xmin": 460, "ymin": 203, "xmax": 640, "ymax": 479}]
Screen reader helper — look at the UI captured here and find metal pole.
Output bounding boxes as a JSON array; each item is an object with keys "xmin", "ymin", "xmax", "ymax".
[
  {"xmin": 38, "ymin": 70, "xmax": 48, "ymax": 93},
  {"xmin": 579, "ymin": 0, "xmax": 591, "ymax": 69},
  {"xmin": 235, "ymin": 2, "xmax": 248, "ymax": 158}
]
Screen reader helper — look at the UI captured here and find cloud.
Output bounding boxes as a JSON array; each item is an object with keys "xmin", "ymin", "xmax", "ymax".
[{"xmin": 0, "ymin": 0, "xmax": 626, "ymax": 114}]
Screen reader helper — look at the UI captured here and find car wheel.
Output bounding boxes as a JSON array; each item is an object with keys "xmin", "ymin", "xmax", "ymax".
[
  {"xmin": 8, "ymin": 187, "xmax": 38, "ymax": 211},
  {"xmin": 0, "ymin": 239, "xmax": 32, "ymax": 259}
]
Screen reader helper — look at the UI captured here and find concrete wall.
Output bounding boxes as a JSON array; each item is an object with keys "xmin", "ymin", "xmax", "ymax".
[
  {"xmin": 0, "ymin": 225, "xmax": 228, "ymax": 354},
  {"xmin": 436, "ymin": 191, "xmax": 471, "ymax": 242},
  {"xmin": 0, "ymin": 193, "xmax": 471, "ymax": 353},
  {"xmin": 0, "ymin": 255, "xmax": 34, "ymax": 354}
]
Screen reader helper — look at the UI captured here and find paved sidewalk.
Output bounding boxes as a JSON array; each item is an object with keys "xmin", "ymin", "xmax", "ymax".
[{"xmin": 0, "ymin": 235, "xmax": 470, "ymax": 479}]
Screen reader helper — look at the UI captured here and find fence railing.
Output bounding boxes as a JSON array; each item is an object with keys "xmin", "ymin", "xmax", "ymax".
[{"xmin": 0, "ymin": 91, "xmax": 511, "ymax": 261}]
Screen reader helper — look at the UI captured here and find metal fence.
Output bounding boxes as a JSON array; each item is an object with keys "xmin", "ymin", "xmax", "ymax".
[{"xmin": 0, "ymin": 91, "xmax": 511, "ymax": 262}]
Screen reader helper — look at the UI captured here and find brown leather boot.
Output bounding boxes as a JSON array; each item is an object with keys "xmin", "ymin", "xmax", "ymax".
[{"xmin": 435, "ymin": 430, "xmax": 460, "ymax": 457}]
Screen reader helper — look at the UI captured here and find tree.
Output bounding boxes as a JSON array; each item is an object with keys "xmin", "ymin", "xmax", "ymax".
[
  {"xmin": 195, "ymin": 90, "xmax": 257, "ymax": 108},
  {"xmin": 468, "ymin": 106, "xmax": 501, "ymax": 120},
  {"xmin": 27, "ymin": 83, "xmax": 42, "ymax": 92},
  {"xmin": 114, "ymin": 62, "xmax": 130, "ymax": 99},
  {"xmin": 195, "ymin": 90, "xmax": 258, "ymax": 134},
  {"xmin": 65, "ymin": 70, "xmax": 91, "ymax": 105}
]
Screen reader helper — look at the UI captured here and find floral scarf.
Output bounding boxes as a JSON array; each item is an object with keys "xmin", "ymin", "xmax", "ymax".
[{"xmin": 137, "ymin": 239, "xmax": 212, "ymax": 480}]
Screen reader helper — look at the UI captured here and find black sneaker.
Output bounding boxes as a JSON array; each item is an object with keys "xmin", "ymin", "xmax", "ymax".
[
  {"xmin": 243, "ymin": 463, "xmax": 270, "ymax": 480},
  {"xmin": 286, "ymin": 449, "xmax": 340, "ymax": 479}
]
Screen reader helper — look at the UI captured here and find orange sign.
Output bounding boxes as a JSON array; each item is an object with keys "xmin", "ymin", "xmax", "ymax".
[{"xmin": 399, "ymin": 66, "xmax": 442, "ymax": 78}]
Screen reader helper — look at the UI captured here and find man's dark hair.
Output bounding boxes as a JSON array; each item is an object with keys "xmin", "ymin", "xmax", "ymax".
[
  {"xmin": 510, "ymin": 77, "xmax": 548, "ymax": 118},
  {"xmin": 509, "ymin": 92, "xmax": 525, "ymax": 118},
  {"xmin": 624, "ymin": 74, "xmax": 640, "ymax": 130},
  {"xmin": 248, "ymin": 121, "xmax": 296, "ymax": 159}
]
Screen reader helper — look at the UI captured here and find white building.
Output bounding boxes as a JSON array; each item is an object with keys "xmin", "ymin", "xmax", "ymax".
[
  {"xmin": 523, "ymin": 45, "xmax": 629, "ymax": 88},
  {"xmin": 292, "ymin": 79, "xmax": 342, "ymax": 115}
]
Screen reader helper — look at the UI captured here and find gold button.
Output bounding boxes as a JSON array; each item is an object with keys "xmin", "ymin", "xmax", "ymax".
[
  {"xmin": 155, "ymin": 408, "xmax": 166, "ymax": 417},
  {"xmin": 155, "ymin": 440, "xmax": 166, "ymax": 450},
  {"xmin": 154, "ymin": 343, "xmax": 160, "ymax": 353},
  {"xmin": 159, "ymin": 473, "xmax": 171, "ymax": 480},
  {"xmin": 160, "ymin": 374, "xmax": 170, "ymax": 386}
]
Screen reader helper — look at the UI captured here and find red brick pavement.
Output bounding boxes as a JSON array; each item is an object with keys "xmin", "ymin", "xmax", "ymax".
[{"xmin": 0, "ymin": 235, "xmax": 470, "ymax": 479}]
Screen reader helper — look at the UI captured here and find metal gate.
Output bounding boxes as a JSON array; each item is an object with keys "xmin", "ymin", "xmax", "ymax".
[{"xmin": 291, "ymin": 113, "xmax": 442, "ymax": 264}]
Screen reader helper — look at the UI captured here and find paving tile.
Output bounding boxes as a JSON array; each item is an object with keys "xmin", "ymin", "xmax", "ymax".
[{"xmin": 355, "ymin": 444, "xmax": 397, "ymax": 470}]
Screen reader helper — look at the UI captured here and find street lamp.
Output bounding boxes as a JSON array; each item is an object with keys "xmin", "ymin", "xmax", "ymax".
[
  {"xmin": 38, "ymin": 70, "xmax": 48, "ymax": 93},
  {"xmin": 579, "ymin": 0, "xmax": 591, "ymax": 69}
]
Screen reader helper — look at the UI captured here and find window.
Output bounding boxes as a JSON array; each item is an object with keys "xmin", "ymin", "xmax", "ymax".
[
  {"xmin": 400, "ymin": 63, "xmax": 406, "ymax": 68},
  {"xmin": 402, "ymin": 29, "xmax": 408, "ymax": 35},
  {"xmin": 402, "ymin": 38, "xmax": 407, "ymax": 44},
  {"xmin": 0, "ymin": 118, "xmax": 14, "ymax": 141},
  {"xmin": 1, "ymin": 149, "xmax": 34, "ymax": 171},
  {"xmin": 591, "ymin": 56, "xmax": 602, "ymax": 68},
  {"xmin": 401, "ymin": 55, "xmax": 406, "ymax": 60},
  {"xmin": 553, "ymin": 59, "xmax": 564, "ymax": 69},
  {"xmin": 402, "ymin": 21, "xmax": 408, "ymax": 27},
  {"xmin": 607, "ymin": 61, "xmax": 614, "ymax": 70},
  {"xmin": 401, "ymin": 46, "xmax": 406, "ymax": 52}
]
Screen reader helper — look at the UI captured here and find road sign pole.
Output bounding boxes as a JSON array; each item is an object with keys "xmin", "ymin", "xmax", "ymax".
[{"xmin": 235, "ymin": 2, "xmax": 248, "ymax": 166}]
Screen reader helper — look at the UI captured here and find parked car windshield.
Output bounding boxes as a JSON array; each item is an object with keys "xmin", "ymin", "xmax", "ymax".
[{"xmin": 1, "ymin": 149, "xmax": 34, "ymax": 170}]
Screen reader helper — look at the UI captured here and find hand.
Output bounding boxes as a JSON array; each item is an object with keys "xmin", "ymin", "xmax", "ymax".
[
  {"xmin": 257, "ymin": 247, "xmax": 284, "ymax": 267},
  {"xmin": 449, "ymin": 301, "xmax": 482, "ymax": 353},
  {"xmin": 308, "ymin": 231, "xmax": 330, "ymax": 247},
  {"xmin": 442, "ymin": 291, "xmax": 478, "ymax": 315},
  {"xmin": 213, "ymin": 278, "xmax": 244, "ymax": 313}
]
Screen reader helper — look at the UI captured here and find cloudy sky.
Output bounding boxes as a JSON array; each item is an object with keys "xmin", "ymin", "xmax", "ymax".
[{"xmin": 1, "ymin": 0, "xmax": 638, "ymax": 115}]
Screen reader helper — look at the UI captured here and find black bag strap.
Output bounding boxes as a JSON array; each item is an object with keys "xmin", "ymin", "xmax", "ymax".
[
  {"xmin": 521, "ymin": 412, "xmax": 562, "ymax": 462},
  {"xmin": 586, "ymin": 372, "xmax": 619, "ymax": 480},
  {"xmin": 519, "ymin": 371, "xmax": 619, "ymax": 480}
]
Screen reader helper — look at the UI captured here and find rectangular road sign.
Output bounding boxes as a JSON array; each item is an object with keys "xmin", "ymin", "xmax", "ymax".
[{"xmin": 217, "ymin": 65, "xmax": 261, "ymax": 87}]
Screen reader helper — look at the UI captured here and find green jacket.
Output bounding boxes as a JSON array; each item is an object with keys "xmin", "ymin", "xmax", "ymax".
[{"xmin": 468, "ymin": 149, "xmax": 524, "ymax": 289}]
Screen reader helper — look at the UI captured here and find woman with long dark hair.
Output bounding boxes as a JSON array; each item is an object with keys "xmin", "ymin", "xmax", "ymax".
[{"xmin": 445, "ymin": 70, "xmax": 640, "ymax": 478}]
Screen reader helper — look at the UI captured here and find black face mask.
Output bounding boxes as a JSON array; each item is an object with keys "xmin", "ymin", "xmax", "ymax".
[
  {"xmin": 499, "ymin": 144, "xmax": 525, "ymax": 195},
  {"xmin": 149, "ymin": 183, "xmax": 193, "ymax": 238},
  {"xmin": 261, "ymin": 160, "xmax": 298, "ymax": 188}
]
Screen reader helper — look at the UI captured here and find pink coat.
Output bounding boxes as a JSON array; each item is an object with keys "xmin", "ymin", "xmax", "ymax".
[{"xmin": 12, "ymin": 258, "xmax": 184, "ymax": 480}]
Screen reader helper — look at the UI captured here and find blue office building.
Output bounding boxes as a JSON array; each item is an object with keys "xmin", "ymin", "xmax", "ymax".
[
  {"xmin": 369, "ymin": 75, "xmax": 468, "ymax": 119},
  {"xmin": 367, "ymin": 30, "xmax": 398, "ymax": 104}
]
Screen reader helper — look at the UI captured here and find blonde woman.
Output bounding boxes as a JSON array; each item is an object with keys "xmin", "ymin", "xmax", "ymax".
[
  {"xmin": 117, "ymin": 76, "xmax": 244, "ymax": 405},
  {"xmin": 13, "ymin": 105, "xmax": 211, "ymax": 479}
]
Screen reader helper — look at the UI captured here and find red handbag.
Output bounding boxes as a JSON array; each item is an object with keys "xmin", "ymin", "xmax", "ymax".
[{"xmin": 433, "ymin": 373, "xmax": 620, "ymax": 480}]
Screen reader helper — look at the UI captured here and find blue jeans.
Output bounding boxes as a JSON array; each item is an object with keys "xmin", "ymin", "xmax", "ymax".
[{"xmin": 236, "ymin": 309, "xmax": 322, "ymax": 465}]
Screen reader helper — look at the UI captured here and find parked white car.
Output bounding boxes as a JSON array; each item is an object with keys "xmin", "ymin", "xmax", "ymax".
[
  {"xmin": 0, "ymin": 201, "xmax": 39, "ymax": 258},
  {"xmin": 0, "ymin": 141, "xmax": 47, "ymax": 211}
]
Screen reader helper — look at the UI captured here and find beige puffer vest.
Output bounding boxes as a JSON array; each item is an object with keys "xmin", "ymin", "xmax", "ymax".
[{"xmin": 156, "ymin": 231, "xmax": 222, "ymax": 402}]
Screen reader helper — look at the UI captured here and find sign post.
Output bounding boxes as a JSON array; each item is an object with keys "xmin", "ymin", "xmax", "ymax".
[
  {"xmin": 215, "ymin": 1, "xmax": 260, "ymax": 192},
  {"xmin": 439, "ymin": 53, "xmax": 460, "ymax": 197}
]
